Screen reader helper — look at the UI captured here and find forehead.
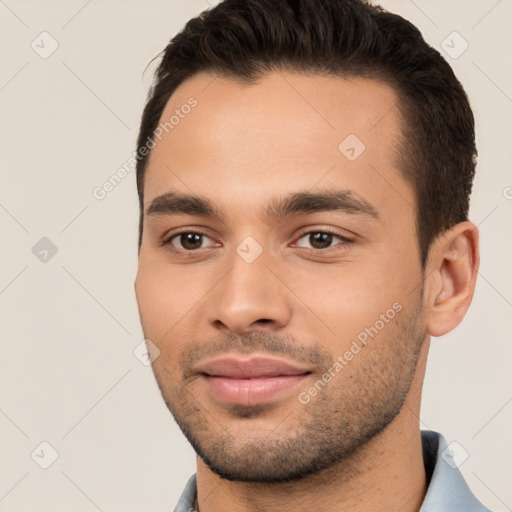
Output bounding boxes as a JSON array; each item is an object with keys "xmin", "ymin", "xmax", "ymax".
[{"xmin": 143, "ymin": 70, "xmax": 413, "ymax": 224}]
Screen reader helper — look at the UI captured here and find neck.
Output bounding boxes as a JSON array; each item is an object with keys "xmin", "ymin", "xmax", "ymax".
[{"xmin": 195, "ymin": 420, "xmax": 426, "ymax": 512}]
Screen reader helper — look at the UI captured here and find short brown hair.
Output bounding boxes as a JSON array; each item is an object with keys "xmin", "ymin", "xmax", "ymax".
[{"xmin": 135, "ymin": 0, "xmax": 477, "ymax": 268}]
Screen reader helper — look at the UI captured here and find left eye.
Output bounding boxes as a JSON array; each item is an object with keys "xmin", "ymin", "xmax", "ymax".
[
  {"xmin": 166, "ymin": 232, "xmax": 215, "ymax": 251},
  {"xmin": 294, "ymin": 230, "xmax": 353, "ymax": 251}
]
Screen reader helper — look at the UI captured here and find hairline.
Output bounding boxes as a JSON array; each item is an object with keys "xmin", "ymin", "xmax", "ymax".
[{"xmin": 137, "ymin": 68, "xmax": 427, "ymax": 269}]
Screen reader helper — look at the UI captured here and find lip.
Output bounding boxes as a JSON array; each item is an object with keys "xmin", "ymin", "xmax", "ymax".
[
  {"xmin": 196, "ymin": 356, "xmax": 313, "ymax": 406},
  {"xmin": 196, "ymin": 356, "xmax": 312, "ymax": 378}
]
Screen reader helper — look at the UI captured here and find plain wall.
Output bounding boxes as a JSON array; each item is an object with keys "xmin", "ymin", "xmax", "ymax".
[{"xmin": 1, "ymin": 0, "xmax": 511, "ymax": 510}]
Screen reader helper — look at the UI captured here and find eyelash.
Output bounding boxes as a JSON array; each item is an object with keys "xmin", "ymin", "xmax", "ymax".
[{"xmin": 161, "ymin": 228, "xmax": 355, "ymax": 256}]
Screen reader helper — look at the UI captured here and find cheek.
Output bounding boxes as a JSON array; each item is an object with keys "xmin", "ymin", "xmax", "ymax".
[
  {"xmin": 283, "ymin": 256, "xmax": 413, "ymax": 346},
  {"xmin": 135, "ymin": 258, "xmax": 185, "ymax": 337},
  {"xmin": 135, "ymin": 257, "xmax": 214, "ymax": 358}
]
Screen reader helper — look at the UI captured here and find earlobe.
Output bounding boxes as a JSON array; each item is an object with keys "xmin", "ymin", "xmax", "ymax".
[{"xmin": 426, "ymin": 222, "xmax": 479, "ymax": 337}]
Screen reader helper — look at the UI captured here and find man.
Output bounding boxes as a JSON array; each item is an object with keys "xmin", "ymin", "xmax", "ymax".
[{"xmin": 133, "ymin": 0, "xmax": 492, "ymax": 510}]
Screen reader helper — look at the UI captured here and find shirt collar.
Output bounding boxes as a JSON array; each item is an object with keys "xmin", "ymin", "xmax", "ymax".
[
  {"xmin": 173, "ymin": 430, "xmax": 492, "ymax": 512},
  {"xmin": 419, "ymin": 430, "xmax": 491, "ymax": 512}
]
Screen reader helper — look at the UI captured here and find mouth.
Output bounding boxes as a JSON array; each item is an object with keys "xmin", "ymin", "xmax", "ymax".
[{"xmin": 195, "ymin": 355, "xmax": 313, "ymax": 406}]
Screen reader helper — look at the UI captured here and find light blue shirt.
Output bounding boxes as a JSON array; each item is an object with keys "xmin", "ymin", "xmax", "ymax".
[{"xmin": 173, "ymin": 430, "xmax": 493, "ymax": 511}]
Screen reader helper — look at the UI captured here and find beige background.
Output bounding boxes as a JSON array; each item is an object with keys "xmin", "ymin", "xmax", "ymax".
[{"xmin": 1, "ymin": 0, "xmax": 511, "ymax": 510}]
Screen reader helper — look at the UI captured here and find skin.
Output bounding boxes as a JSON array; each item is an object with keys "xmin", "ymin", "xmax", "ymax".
[{"xmin": 134, "ymin": 71, "xmax": 479, "ymax": 512}]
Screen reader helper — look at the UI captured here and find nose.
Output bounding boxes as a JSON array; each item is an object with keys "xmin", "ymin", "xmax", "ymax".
[{"xmin": 208, "ymin": 246, "xmax": 292, "ymax": 334}]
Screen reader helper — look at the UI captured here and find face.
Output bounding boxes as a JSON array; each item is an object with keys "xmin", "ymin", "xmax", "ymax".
[{"xmin": 134, "ymin": 71, "xmax": 427, "ymax": 482}]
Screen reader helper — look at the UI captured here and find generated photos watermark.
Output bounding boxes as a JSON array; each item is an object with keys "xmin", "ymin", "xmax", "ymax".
[{"xmin": 298, "ymin": 301, "xmax": 403, "ymax": 404}]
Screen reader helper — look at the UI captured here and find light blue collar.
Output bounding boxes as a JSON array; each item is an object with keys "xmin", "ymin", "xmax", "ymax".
[{"xmin": 419, "ymin": 430, "xmax": 491, "ymax": 511}]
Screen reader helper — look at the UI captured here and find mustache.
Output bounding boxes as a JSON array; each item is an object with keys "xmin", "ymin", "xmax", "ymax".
[{"xmin": 180, "ymin": 330, "xmax": 332, "ymax": 379}]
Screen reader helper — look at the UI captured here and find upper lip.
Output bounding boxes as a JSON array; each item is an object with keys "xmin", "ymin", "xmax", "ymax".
[{"xmin": 195, "ymin": 355, "xmax": 313, "ymax": 379}]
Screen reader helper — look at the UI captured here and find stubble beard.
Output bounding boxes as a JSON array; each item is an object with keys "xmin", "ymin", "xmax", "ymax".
[{"xmin": 150, "ymin": 297, "xmax": 425, "ymax": 483}]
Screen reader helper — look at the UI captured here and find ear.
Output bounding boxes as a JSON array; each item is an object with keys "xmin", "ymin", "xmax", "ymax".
[{"xmin": 424, "ymin": 221, "xmax": 480, "ymax": 337}]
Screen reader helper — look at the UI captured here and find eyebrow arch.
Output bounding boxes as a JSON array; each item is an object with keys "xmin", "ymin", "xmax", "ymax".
[{"xmin": 146, "ymin": 188, "xmax": 380, "ymax": 223}]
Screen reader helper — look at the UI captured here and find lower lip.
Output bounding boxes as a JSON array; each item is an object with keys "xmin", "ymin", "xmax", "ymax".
[{"xmin": 202, "ymin": 374, "xmax": 310, "ymax": 405}]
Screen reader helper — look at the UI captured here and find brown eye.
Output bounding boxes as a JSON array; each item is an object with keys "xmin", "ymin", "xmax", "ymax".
[
  {"xmin": 178, "ymin": 233, "xmax": 203, "ymax": 250},
  {"xmin": 294, "ymin": 230, "xmax": 354, "ymax": 251},
  {"xmin": 308, "ymin": 232, "xmax": 334, "ymax": 249},
  {"xmin": 165, "ymin": 231, "xmax": 215, "ymax": 251}
]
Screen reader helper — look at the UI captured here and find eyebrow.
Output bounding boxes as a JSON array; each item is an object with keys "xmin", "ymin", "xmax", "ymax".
[{"xmin": 145, "ymin": 188, "xmax": 380, "ymax": 223}]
